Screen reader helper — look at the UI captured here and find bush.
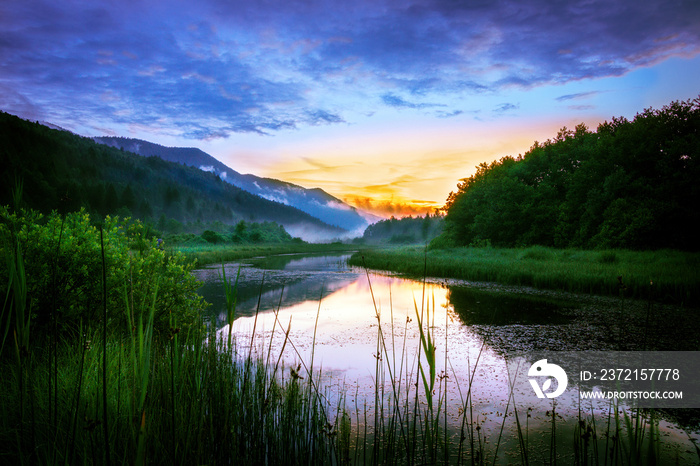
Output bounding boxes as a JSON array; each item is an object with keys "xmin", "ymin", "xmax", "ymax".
[
  {"xmin": 201, "ymin": 229, "xmax": 225, "ymax": 244},
  {"xmin": 428, "ymin": 233, "xmax": 456, "ymax": 250},
  {"xmin": 0, "ymin": 206, "xmax": 206, "ymax": 336}
]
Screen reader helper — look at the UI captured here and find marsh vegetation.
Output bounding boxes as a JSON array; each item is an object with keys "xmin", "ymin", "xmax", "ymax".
[
  {"xmin": 2, "ymin": 205, "xmax": 700, "ymax": 464},
  {"xmin": 350, "ymin": 246, "xmax": 700, "ymax": 307}
]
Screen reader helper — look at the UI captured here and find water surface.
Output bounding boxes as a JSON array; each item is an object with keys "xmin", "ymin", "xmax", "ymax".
[{"xmin": 192, "ymin": 252, "xmax": 699, "ymax": 463}]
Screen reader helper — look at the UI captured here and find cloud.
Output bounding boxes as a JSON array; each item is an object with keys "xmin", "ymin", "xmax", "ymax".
[
  {"xmin": 494, "ymin": 102, "xmax": 519, "ymax": 113},
  {"xmin": 1, "ymin": 0, "xmax": 699, "ymax": 139},
  {"xmin": 344, "ymin": 196, "xmax": 439, "ymax": 218},
  {"xmin": 435, "ymin": 109, "xmax": 463, "ymax": 118},
  {"xmin": 325, "ymin": 200, "xmax": 353, "ymax": 211},
  {"xmin": 305, "ymin": 110, "xmax": 345, "ymax": 125},
  {"xmin": 381, "ymin": 93, "xmax": 445, "ymax": 109},
  {"xmin": 556, "ymin": 91, "xmax": 601, "ymax": 101}
]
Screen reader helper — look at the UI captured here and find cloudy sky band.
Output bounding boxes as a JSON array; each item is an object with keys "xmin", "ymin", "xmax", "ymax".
[{"xmin": 2, "ymin": 0, "xmax": 699, "ymax": 214}]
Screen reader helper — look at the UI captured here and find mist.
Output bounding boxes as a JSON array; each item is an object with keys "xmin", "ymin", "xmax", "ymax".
[{"xmin": 283, "ymin": 222, "xmax": 365, "ymax": 243}]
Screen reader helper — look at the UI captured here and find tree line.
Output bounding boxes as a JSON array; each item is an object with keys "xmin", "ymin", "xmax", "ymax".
[
  {"xmin": 440, "ymin": 97, "xmax": 700, "ymax": 251},
  {"xmin": 360, "ymin": 213, "xmax": 444, "ymax": 244},
  {"xmin": 0, "ymin": 112, "xmax": 342, "ymax": 236}
]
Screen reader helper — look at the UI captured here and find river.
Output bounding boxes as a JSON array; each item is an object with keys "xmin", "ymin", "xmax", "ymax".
[{"xmin": 192, "ymin": 252, "xmax": 700, "ymax": 464}]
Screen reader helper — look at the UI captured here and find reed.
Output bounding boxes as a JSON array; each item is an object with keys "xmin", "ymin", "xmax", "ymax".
[
  {"xmin": 350, "ymin": 246, "xmax": 700, "ymax": 306},
  {"xmin": 0, "ymin": 310, "xmax": 690, "ymax": 464},
  {"xmin": 169, "ymin": 242, "xmax": 360, "ymax": 266},
  {"xmin": 220, "ymin": 263, "xmax": 240, "ymax": 348},
  {"xmin": 1, "ymin": 229, "xmax": 696, "ymax": 464}
]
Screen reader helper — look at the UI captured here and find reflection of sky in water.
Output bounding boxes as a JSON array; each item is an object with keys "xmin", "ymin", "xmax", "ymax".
[
  {"xmin": 193, "ymin": 254, "xmax": 699, "ymax": 462},
  {"xmin": 193, "ymin": 253, "xmax": 359, "ymax": 319}
]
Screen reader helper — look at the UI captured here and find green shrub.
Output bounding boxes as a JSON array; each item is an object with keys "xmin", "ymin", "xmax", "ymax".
[
  {"xmin": 201, "ymin": 229, "xmax": 225, "ymax": 244},
  {"xmin": 427, "ymin": 233, "xmax": 456, "ymax": 250},
  {"xmin": 469, "ymin": 238, "xmax": 492, "ymax": 248},
  {"xmin": 250, "ymin": 231, "xmax": 263, "ymax": 243},
  {"xmin": 0, "ymin": 206, "xmax": 206, "ymax": 336}
]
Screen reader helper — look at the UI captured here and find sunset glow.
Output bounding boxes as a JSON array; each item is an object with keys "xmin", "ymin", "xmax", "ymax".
[{"xmin": 2, "ymin": 0, "xmax": 699, "ymax": 216}]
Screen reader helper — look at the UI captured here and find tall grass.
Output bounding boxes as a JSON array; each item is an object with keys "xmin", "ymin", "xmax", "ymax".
[
  {"xmin": 2, "ymin": 235, "xmax": 697, "ymax": 464},
  {"xmin": 0, "ymin": 296, "xmax": 338, "ymax": 464},
  {"xmin": 349, "ymin": 246, "xmax": 700, "ymax": 306},
  {"xmin": 169, "ymin": 241, "xmax": 361, "ymax": 266},
  {"xmin": 0, "ymin": 216, "xmax": 339, "ymax": 464}
]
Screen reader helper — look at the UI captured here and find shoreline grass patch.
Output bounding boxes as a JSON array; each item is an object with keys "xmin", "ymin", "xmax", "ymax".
[
  {"xmin": 349, "ymin": 245, "xmax": 700, "ymax": 306},
  {"xmin": 168, "ymin": 241, "xmax": 362, "ymax": 266}
]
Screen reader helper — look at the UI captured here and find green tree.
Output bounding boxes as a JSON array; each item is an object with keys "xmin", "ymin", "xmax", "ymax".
[
  {"xmin": 103, "ymin": 183, "xmax": 119, "ymax": 214},
  {"xmin": 121, "ymin": 184, "xmax": 137, "ymax": 210},
  {"xmin": 439, "ymin": 97, "xmax": 700, "ymax": 250}
]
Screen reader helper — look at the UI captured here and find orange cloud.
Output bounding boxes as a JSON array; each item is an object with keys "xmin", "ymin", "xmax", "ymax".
[
  {"xmin": 344, "ymin": 196, "xmax": 440, "ymax": 218},
  {"xmin": 249, "ymin": 111, "xmax": 606, "ymax": 219}
]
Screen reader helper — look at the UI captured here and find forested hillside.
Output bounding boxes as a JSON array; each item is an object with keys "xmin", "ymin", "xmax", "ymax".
[
  {"xmin": 361, "ymin": 213, "xmax": 443, "ymax": 244},
  {"xmin": 0, "ymin": 112, "xmax": 344, "ymax": 236},
  {"xmin": 93, "ymin": 136, "xmax": 376, "ymax": 231},
  {"xmin": 440, "ymin": 97, "xmax": 700, "ymax": 251}
]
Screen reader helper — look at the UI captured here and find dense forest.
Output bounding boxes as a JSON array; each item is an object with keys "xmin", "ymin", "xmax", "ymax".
[
  {"xmin": 439, "ymin": 97, "xmax": 700, "ymax": 251},
  {"xmin": 360, "ymin": 213, "xmax": 444, "ymax": 244},
  {"xmin": 0, "ymin": 112, "xmax": 343, "ymax": 236}
]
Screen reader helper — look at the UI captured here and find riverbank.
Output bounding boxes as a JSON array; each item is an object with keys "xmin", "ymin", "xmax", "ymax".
[
  {"xmin": 349, "ymin": 245, "xmax": 700, "ymax": 306},
  {"xmin": 167, "ymin": 242, "xmax": 361, "ymax": 266},
  {"xmin": 5, "ymin": 242, "xmax": 700, "ymax": 463}
]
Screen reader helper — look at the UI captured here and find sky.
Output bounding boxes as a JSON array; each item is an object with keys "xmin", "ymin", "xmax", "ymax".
[{"xmin": 2, "ymin": 0, "xmax": 699, "ymax": 217}]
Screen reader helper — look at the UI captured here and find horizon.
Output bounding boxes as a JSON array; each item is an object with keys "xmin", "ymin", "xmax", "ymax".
[{"xmin": 2, "ymin": 0, "xmax": 699, "ymax": 217}]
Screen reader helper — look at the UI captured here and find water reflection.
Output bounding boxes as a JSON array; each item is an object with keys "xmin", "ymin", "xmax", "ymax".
[
  {"xmin": 193, "ymin": 253, "xmax": 523, "ymax": 404},
  {"xmin": 448, "ymin": 287, "xmax": 572, "ymax": 325},
  {"xmin": 194, "ymin": 253, "xmax": 359, "ymax": 321},
  {"xmin": 192, "ymin": 253, "xmax": 699, "ymax": 463}
]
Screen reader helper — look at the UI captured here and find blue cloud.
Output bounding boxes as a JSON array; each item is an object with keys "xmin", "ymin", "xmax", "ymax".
[
  {"xmin": 305, "ymin": 110, "xmax": 345, "ymax": 126},
  {"xmin": 556, "ymin": 91, "xmax": 601, "ymax": 101},
  {"xmin": 381, "ymin": 93, "xmax": 445, "ymax": 109},
  {"xmin": 494, "ymin": 103, "xmax": 519, "ymax": 113},
  {"xmin": 435, "ymin": 110, "xmax": 463, "ymax": 119},
  {"xmin": 1, "ymin": 0, "xmax": 698, "ymax": 139}
]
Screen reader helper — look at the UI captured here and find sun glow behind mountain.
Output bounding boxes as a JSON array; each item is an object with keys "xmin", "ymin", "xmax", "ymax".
[
  {"xmin": 265, "ymin": 111, "xmax": 609, "ymax": 216},
  {"xmin": 2, "ymin": 0, "xmax": 699, "ymax": 217}
]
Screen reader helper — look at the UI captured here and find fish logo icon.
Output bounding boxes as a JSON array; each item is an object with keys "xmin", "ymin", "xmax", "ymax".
[{"xmin": 528, "ymin": 359, "xmax": 568, "ymax": 398}]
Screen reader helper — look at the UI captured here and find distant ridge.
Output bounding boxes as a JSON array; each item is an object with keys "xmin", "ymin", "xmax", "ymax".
[
  {"xmin": 0, "ymin": 111, "xmax": 347, "ymax": 241},
  {"xmin": 93, "ymin": 136, "xmax": 379, "ymax": 232}
]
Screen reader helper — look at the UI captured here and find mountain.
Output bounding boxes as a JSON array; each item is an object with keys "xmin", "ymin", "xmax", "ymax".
[
  {"xmin": 0, "ymin": 111, "xmax": 346, "ymax": 240},
  {"xmin": 93, "ymin": 137, "xmax": 380, "ymax": 233}
]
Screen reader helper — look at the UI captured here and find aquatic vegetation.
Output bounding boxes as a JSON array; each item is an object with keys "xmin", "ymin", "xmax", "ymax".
[
  {"xmin": 2, "ymin": 210, "xmax": 698, "ymax": 464},
  {"xmin": 169, "ymin": 241, "xmax": 359, "ymax": 266},
  {"xmin": 350, "ymin": 246, "xmax": 700, "ymax": 306}
]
